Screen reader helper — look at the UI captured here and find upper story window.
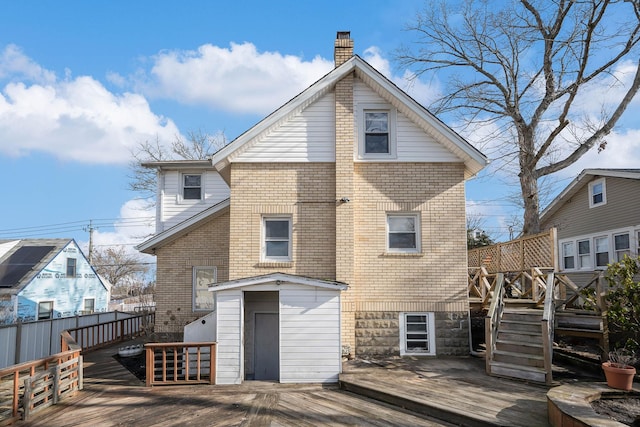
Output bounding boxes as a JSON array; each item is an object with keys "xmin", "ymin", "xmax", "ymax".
[
  {"xmin": 262, "ymin": 216, "xmax": 292, "ymax": 261},
  {"xmin": 66, "ymin": 258, "xmax": 76, "ymax": 277},
  {"xmin": 387, "ymin": 213, "xmax": 420, "ymax": 253},
  {"xmin": 589, "ymin": 178, "xmax": 606, "ymax": 208},
  {"xmin": 193, "ymin": 266, "xmax": 216, "ymax": 311},
  {"xmin": 358, "ymin": 104, "xmax": 396, "ymax": 159},
  {"xmin": 183, "ymin": 174, "xmax": 202, "ymax": 200}
]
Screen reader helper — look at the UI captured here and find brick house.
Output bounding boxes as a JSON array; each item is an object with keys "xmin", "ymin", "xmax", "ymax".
[{"xmin": 138, "ymin": 32, "xmax": 487, "ymax": 384}]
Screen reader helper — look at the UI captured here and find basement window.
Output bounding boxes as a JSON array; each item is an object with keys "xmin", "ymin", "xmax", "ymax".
[{"xmin": 399, "ymin": 312, "xmax": 435, "ymax": 356}]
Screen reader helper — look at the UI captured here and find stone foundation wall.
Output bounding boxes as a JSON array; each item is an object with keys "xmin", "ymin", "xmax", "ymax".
[{"xmin": 354, "ymin": 311, "xmax": 470, "ymax": 357}]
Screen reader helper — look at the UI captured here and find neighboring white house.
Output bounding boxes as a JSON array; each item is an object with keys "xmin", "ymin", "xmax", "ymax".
[{"xmin": 0, "ymin": 239, "xmax": 110, "ymax": 324}]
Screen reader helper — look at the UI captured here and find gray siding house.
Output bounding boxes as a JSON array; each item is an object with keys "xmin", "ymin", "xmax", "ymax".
[{"xmin": 540, "ymin": 169, "xmax": 640, "ymax": 284}]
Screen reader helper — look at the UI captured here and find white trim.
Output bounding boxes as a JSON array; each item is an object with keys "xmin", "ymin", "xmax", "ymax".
[
  {"xmin": 209, "ymin": 273, "xmax": 349, "ymax": 292},
  {"xmin": 262, "ymin": 216, "xmax": 292, "ymax": 262},
  {"xmin": 386, "ymin": 212, "xmax": 421, "ymax": 254},
  {"xmin": 357, "ymin": 104, "xmax": 397, "ymax": 160},
  {"xmin": 180, "ymin": 172, "xmax": 204, "ymax": 204},
  {"xmin": 558, "ymin": 225, "xmax": 640, "ymax": 271},
  {"xmin": 588, "ymin": 178, "xmax": 607, "ymax": 208},
  {"xmin": 399, "ymin": 312, "xmax": 436, "ymax": 356}
]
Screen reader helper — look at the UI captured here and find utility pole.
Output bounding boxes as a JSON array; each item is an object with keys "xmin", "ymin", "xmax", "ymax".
[{"xmin": 83, "ymin": 220, "xmax": 98, "ymax": 263}]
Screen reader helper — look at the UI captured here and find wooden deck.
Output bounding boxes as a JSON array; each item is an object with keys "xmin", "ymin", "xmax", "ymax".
[{"xmin": 13, "ymin": 340, "xmax": 453, "ymax": 427}]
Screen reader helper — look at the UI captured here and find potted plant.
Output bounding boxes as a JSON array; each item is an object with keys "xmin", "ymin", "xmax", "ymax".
[{"xmin": 602, "ymin": 348, "xmax": 636, "ymax": 391}]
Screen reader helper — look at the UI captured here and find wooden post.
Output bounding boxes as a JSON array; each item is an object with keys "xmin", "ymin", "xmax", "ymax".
[
  {"xmin": 23, "ymin": 377, "xmax": 32, "ymax": 421},
  {"xmin": 53, "ymin": 365, "xmax": 60, "ymax": 405},
  {"xmin": 14, "ymin": 319, "xmax": 22, "ymax": 365},
  {"xmin": 145, "ymin": 346, "xmax": 153, "ymax": 387}
]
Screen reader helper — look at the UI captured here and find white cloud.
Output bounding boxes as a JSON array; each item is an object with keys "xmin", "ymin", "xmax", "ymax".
[
  {"xmin": 141, "ymin": 42, "xmax": 334, "ymax": 115},
  {"xmin": 0, "ymin": 47, "xmax": 181, "ymax": 164}
]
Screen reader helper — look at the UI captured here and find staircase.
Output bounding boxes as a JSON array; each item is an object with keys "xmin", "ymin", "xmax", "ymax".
[{"xmin": 487, "ymin": 304, "xmax": 550, "ymax": 384}]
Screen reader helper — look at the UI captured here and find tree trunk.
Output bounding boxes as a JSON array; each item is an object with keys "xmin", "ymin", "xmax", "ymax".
[{"xmin": 520, "ymin": 168, "xmax": 540, "ymax": 235}]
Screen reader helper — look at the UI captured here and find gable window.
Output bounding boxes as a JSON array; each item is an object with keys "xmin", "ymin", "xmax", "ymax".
[
  {"xmin": 614, "ymin": 233, "xmax": 630, "ymax": 261},
  {"xmin": 83, "ymin": 298, "xmax": 95, "ymax": 314},
  {"xmin": 262, "ymin": 217, "xmax": 292, "ymax": 261},
  {"xmin": 38, "ymin": 301, "xmax": 53, "ymax": 320},
  {"xmin": 365, "ymin": 111, "xmax": 389, "ymax": 153},
  {"xmin": 578, "ymin": 240, "xmax": 591, "ymax": 269},
  {"xmin": 399, "ymin": 312, "xmax": 435, "ymax": 356},
  {"xmin": 387, "ymin": 213, "xmax": 420, "ymax": 253},
  {"xmin": 595, "ymin": 236, "xmax": 609, "ymax": 268},
  {"xmin": 562, "ymin": 242, "xmax": 575, "ymax": 269},
  {"xmin": 66, "ymin": 258, "xmax": 76, "ymax": 278},
  {"xmin": 358, "ymin": 104, "xmax": 396, "ymax": 159},
  {"xmin": 193, "ymin": 267, "xmax": 216, "ymax": 311},
  {"xmin": 183, "ymin": 174, "xmax": 202, "ymax": 200},
  {"xmin": 589, "ymin": 178, "xmax": 606, "ymax": 208}
]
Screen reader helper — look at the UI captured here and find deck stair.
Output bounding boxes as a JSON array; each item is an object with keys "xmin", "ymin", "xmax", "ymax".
[{"xmin": 488, "ymin": 304, "xmax": 549, "ymax": 383}]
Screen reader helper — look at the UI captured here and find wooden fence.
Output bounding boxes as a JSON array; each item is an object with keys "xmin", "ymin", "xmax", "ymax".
[
  {"xmin": 468, "ymin": 228, "xmax": 557, "ymax": 273},
  {"xmin": 145, "ymin": 342, "xmax": 216, "ymax": 387}
]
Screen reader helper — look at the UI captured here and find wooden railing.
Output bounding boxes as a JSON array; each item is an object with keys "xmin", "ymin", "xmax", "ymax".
[
  {"xmin": 145, "ymin": 342, "xmax": 216, "ymax": 387},
  {"xmin": 65, "ymin": 312, "xmax": 155, "ymax": 352},
  {"xmin": 469, "ymin": 267, "xmax": 554, "ymax": 306},
  {"xmin": 485, "ymin": 273, "xmax": 505, "ymax": 375},
  {"xmin": 0, "ymin": 332, "xmax": 82, "ymax": 424},
  {"xmin": 541, "ymin": 272, "xmax": 556, "ymax": 385}
]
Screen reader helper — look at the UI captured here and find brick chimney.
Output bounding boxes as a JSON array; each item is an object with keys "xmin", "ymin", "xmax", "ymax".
[{"xmin": 334, "ymin": 31, "xmax": 353, "ymax": 67}]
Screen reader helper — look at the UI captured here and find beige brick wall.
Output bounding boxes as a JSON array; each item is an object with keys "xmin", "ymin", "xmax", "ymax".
[
  {"xmin": 154, "ymin": 211, "xmax": 230, "ymax": 336},
  {"xmin": 228, "ymin": 163, "xmax": 336, "ymax": 280}
]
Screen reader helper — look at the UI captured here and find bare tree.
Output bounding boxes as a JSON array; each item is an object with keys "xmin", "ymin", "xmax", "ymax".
[
  {"xmin": 92, "ymin": 247, "xmax": 151, "ymax": 298},
  {"xmin": 129, "ymin": 130, "xmax": 226, "ymax": 202},
  {"xmin": 399, "ymin": 0, "xmax": 640, "ymax": 235}
]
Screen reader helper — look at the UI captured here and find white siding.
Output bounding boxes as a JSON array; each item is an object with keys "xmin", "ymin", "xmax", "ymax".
[
  {"xmin": 354, "ymin": 80, "xmax": 460, "ymax": 162},
  {"xmin": 279, "ymin": 287, "xmax": 341, "ymax": 383},
  {"xmin": 215, "ymin": 290, "xmax": 242, "ymax": 384},
  {"xmin": 234, "ymin": 93, "xmax": 336, "ymax": 163},
  {"xmin": 159, "ymin": 170, "xmax": 230, "ymax": 231}
]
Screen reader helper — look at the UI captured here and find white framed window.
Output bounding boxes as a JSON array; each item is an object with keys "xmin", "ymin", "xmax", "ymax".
[
  {"xmin": 193, "ymin": 267, "xmax": 216, "ymax": 311},
  {"xmin": 595, "ymin": 236, "xmax": 609, "ymax": 268},
  {"xmin": 387, "ymin": 213, "xmax": 420, "ymax": 253},
  {"xmin": 38, "ymin": 301, "xmax": 53, "ymax": 320},
  {"xmin": 562, "ymin": 242, "xmax": 575, "ymax": 270},
  {"xmin": 399, "ymin": 312, "xmax": 436, "ymax": 356},
  {"xmin": 183, "ymin": 174, "xmax": 202, "ymax": 200},
  {"xmin": 83, "ymin": 298, "xmax": 95, "ymax": 314},
  {"xmin": 637, "ymin": 230, "xmax": 640, "ymax": 256},
  {"xmin": 578, "ymin": 239, "xmax": 591, "ymax": 269},
  {"xmin": 589, "ymin": 178, "xmax": 606, "ymax": 208},
  {"xmin": 358, "ymin": 104, "xmax": 396, "ymax": 159},
  {"xmin": 262, "ymin": 216, "xmax": 292, "ymax": 261},
  {"xmin": 66, "ymin": 258, "xmax": 76, "ymax": 278},
  {"xmin": 614, "ymin": 233, "xmax": 630, "ymax": 261}
]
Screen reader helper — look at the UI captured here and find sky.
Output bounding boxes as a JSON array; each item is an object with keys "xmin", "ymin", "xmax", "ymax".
[{"xmin": 0, "ymin": 0, "xmax": 639, "ymax": 262}]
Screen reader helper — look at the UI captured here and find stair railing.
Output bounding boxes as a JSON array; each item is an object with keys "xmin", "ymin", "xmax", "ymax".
[
  {"xmin": 541, "ymin": 272, "xmax": 556, "ymax": 385},
  {"xmin": 485, "ymin": 273, "xmax": 505, "ymax": 375}
]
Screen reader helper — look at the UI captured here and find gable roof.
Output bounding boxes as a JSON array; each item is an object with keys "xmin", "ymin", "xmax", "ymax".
[
  {"xmin": 211, "ymin": 55, "xmax": 488, "ymax": 180},
  {"xmin": 136, "ymin": 198, "xmax": 230, "ymax": 253},
  {"xmin": 540, "ymin": 168, "xmax": 640, "ymax": 221},
  {"xmin": 209, "ymin": 272, "xmax": 349, "ymax": 292},
  {"xmin": 0, "ymin": 239, "xmax": 72, "ymax": 292}
]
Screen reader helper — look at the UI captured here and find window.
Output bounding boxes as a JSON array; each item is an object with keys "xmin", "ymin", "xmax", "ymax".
[
  {"xmin": 183, "ymin": 174, "xmax": 202, "ymax": 200},
  {"xmin": 578, "ymin": 240, "xmax": 591, "ymax": 269},
  {"xmin": 595, "ymin": 236, "xmax": 609, "ymax": 268},
  {"xmin": 193, "ymin": 267, "xmax": 216, "ymax": 311},
  {"xmin": 365, "ymin": 111, "xmax": 389, "ymax": 154},
  {"xmin": 637, "ymin": 230, "xmax": 640, "ymax": 256},
  {"xmin": 262, "ymin": 217, "xmax": 292, "ymax": 261},
  {"xmin": 38, "ymin": 301, "xmax": 53, "ymax": 320},
  {"xmin": 83, "ymin": 298, "xmax": 95, "ymax": 314},
  {"xmin": 66, "ymin": 258, "xmax": 76, "ymax": 278},
  {"xmin": 614, "ymin": 233, "xmax": 630, "ymax": 261},
  {"xmin": 387, "ymin": 214, "xmax": 420, "ymax": 253},
  {"xmin": 562, "ymin": 242, "xmax": 575, "ymax": 269},
  {"xmin": 399, "ymin": 313, "xmax": 435, "ymax": 356},
  {"xmin": 358, "ymin": 105, "xmax": 396, "ymax": 159},
  {"xmin": 589, "ymin": 178, "xmax": 606, "ymax": 208}
]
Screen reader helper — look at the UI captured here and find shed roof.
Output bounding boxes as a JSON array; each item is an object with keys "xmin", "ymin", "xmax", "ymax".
[{"xmin": 209, "ymin": 272, "xmax": 349, "ymax": 292}]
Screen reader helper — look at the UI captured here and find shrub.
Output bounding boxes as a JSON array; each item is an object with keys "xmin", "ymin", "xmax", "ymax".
[{"xmin": 604, "ymin": 255, "xmax": 640, "ymax": 352}]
